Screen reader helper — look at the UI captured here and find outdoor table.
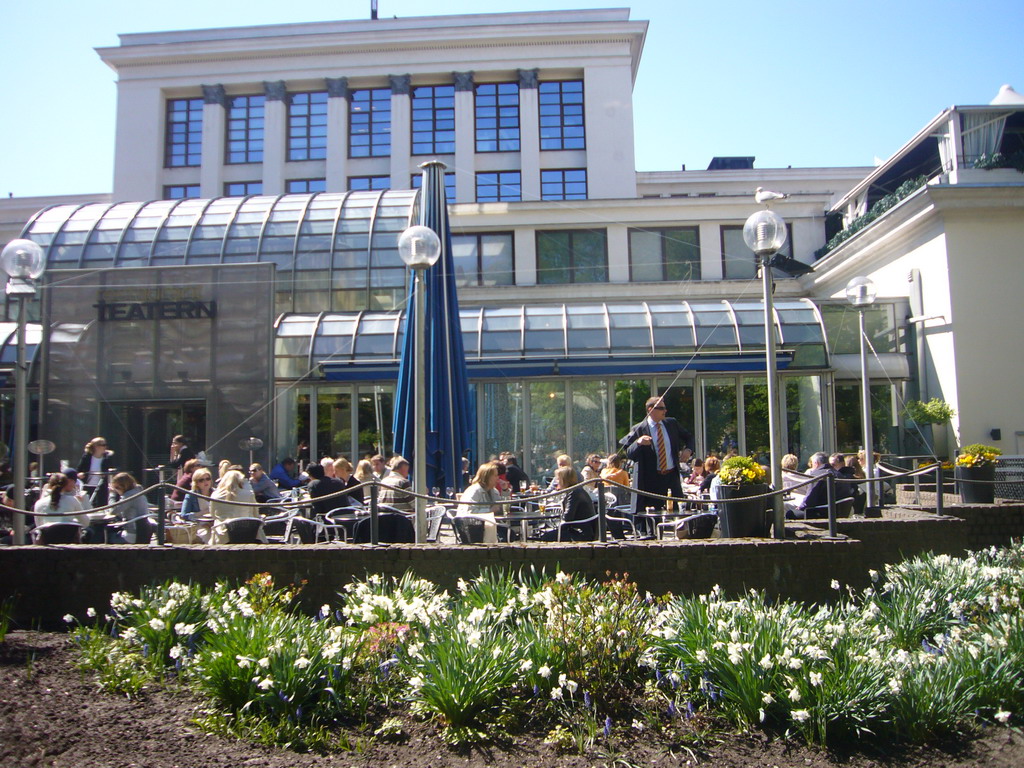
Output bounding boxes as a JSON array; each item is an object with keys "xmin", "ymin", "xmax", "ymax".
[
  {"xmin": 86, "ymin": 512, "xmax": 120, "ymax": 544},
  {"xmin": 495, "ymin": 510, "xmax": 562, "ymax": 542},
  {"xmin": 633, "ymin": 509, "xmax": 696, "ymax": 539}
]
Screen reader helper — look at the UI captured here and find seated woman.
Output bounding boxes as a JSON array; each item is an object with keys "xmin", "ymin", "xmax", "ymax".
[
  {"xmin": 456, "ymin": 463, "xmax": 508, "ymax": 543},
  {"xmin": 209, "ymin": 469, "xmax": 265, "ymax": 544},
  {"xmin": 600, "ymin": 454, "xmax": 631, "ymax": 507},
  {"xmin": 539, "ymin": 466, "xmax": 596, "ymax": 542},
  {"xmin": 33, "ymin": 470, "xmax": 91, "ymax": 529},
  {"xmin": 170, "ymin": 458, "xmax": 200, "ymax": 504},
  {"xmin": 333, "ymin": 458, "xmax": 364, "ymax": 507},
  {"xmin": 180, "ymin": 467, "xmax": 214, "ymax": 520},
  {"xmin": 109, "ymin": 472, "xmax": 153, "ymax": 545},
  {"xmin": 684, "ymin": 458, "xmax": 707, "ymax": 493}
]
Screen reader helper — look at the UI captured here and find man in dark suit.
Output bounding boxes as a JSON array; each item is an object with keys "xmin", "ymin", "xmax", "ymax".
[{"xmin": 620, "ymin": 396, "xmax": 693, "ymax": 514}]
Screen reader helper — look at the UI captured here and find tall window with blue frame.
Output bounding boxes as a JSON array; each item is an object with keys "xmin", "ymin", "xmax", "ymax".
[
  {"xmin": 541, "ymin": 169, "xmax": 587, "ymax": 200},
  {"xmin": 165, "ymin": 98, "xmax": 203, "ymax": 167},
  {"xmin": 475, "ymin": 83, "xmax": 520, "ymax": 152},
  {"xmin": 226, "ymin": 95, "xmax": 265, "ymax": 164},
  {"xmin": 411, "ymin": 85, "xmax": 455, "ymax": 155},
  {"xmin": 349, "ymin": 88, "xmax": 391, "ymax": 157},
  {"xmin": 476, "ymin": 171, "xmax": 521, "ymax": 202},
  {"xmin": 287, "ymin": 179, "xmax": 327, "ymax": 194},
  {"xmin": 539, "ymin": 80, "xmax": 585, "ymax": 150},
  {"xmin": 288, "ymin": 92, "xmax": 328, "ymax": 161}
]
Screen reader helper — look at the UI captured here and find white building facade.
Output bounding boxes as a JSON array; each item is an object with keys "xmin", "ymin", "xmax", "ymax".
[{"xmin": 2, "ymin": 9, "xmax": 1020, "ymax": 480}]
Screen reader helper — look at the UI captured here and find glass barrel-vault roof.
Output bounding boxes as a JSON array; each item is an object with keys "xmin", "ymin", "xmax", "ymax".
[
  {"xmin": 19, "ymin": 191, "xmax": 419, "ymax": 313},
  {"xmin": 0, "ymin": 322, "xmax": 42, "ymax": 384},
  {"xmin": 277, "ymin": 299, "xmax": 829, "ymax": 379}
]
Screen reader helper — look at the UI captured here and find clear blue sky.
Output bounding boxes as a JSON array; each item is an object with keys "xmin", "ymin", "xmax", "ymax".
[{"xmin": 2, "ymin": 0, "xmax": 1022, "ymax": 197}]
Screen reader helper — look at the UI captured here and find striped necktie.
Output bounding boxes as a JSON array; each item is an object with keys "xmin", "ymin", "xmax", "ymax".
[{"xmin": 656, "ymin": 422, "xmax": 668, "ymax": 472}]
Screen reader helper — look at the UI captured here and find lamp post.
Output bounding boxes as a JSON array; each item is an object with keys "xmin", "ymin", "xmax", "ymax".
[
  {"xmin": 845, "ymin": 276, "xmax": 878, "ymax": 510},
  {"xmin": 398, "ymin": 225, "xmax": 441, "ymax": 543},
  {"xmin": 742, "ymin": 210, "xmax": 787, "ymax": 539},
  {"xmin": 1, "ymin": 238, "xmax": 46, "ymax": 546}
]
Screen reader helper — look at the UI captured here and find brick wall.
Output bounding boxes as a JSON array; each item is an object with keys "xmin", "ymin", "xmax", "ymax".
[{"xmin": 9, "ymin": 507, "xmax": 1018, "ymax": 628}]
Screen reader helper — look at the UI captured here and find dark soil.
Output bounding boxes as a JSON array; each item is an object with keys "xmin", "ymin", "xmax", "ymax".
[{"xmin": 1, "ymin": 631, "xmax": 1022, "ymax": 768}]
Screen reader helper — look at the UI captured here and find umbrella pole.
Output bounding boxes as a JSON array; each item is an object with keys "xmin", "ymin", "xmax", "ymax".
[{"xmin": 413, "ymin": 269, "xmax": 428, "ymax": 543}]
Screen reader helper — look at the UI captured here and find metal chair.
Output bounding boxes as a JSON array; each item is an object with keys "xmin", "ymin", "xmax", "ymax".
[
  {"xmin": 31, "ymin": 522, "xmax": 82, "ymax": 545},
  {"xmin": 426, "ymin": 504, "xmax": 447, "ymax": 542},
  {"xmin": 449, "ymin": 513, "xmax": 487, "ymax": 544},
  {"xmin": 604, "ymin": 511, "xmax": 640, "ymax": 540},
  {"xmin": 222, "ymin": 517, "xmax": 265, "ymax": 544},
  {"xmin": 657, "ymin": 512, "xmax": 718, "ymax": 540},
  {"xmin": 324, "ymin": 507, "xmax": 364, "ymax": 542},
  {"xmin": 286, "ymin": 516, "xmax": 328, "ymax": 544},
  {"xmin": 351, "ymin": 512, "xmax": 415, "ymax": 543},
  {"xmin": 108, "ymin": 513, "xmax": 157, "ymax": 545},
  {"xmin": 554, "ymin": 514, "xmax": 599, "ymax": 542}
]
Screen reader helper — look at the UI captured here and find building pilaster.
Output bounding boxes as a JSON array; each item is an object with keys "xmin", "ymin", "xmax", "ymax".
[
  {"xmin": 389, "ymin": 75, "xmax": 412, "ymax": 191},
  {"xmin": 199, "ymin": 84, "xmax": 227, "ymax": 198},
  {"xmin": 325, "ymin": 77, "xmax": 350, "ymax": 192},
  {"xmin": 261, "ymin": 80, "xmax": 288, "ymax": 195},
  {"xmin": 453, "ymin": 71, "xmax": 475, "ymax": 203},
  {"xmin": 517, "ymin": 69, "xmax": 540, "ymax": 202}
]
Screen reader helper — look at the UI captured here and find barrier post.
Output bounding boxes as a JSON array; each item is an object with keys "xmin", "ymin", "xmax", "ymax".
[
  {"xmin": 596, "ymin": 479, "xmax": 607, "ymax": 542},
  {"xmin": 934, "ymin": 463, "xmax": 945, "ymax": 517},
  {"xmin": 369, "ymin": 480, "xmax": 379, "ymax": 545},
  {"xmin": 156, "ymin": 486, "xmax": 166, "ymax": 546},
  {"xmin": 826, "ymin": 473, "xmax": 838, "ymax": 539}
]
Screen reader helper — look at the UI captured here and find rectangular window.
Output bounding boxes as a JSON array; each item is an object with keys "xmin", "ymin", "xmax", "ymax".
[
  {"xmin": 538, "ymin": 80, "xmax": 585, "ymax": 150},
  {"xmin": 541, "ymin": 169, "xmax": 587, "ymax": 201},
  {"xmin": 163, "ymin": 184, "xmax": 200, "ymax": 200},
  {"xmin": 411, "ymin": 84, "xmax": 455, "ymax": 155},
  {"xmin": 629, "ymin": 227, "xmax": 701, "ymax": 281},
  {"xmin": 475, "ymin": 82, "xmax": 520, "ymax": 152},
  {"xmin": 720, "ymin": 224, "xmax": 792, "ymax": 280},
  {"xmin": 287, "ymin": 178, "xmax": 326, "ymax": 194},
  {"xmin": 349, "ymin": 176, "xmax": 390, "ymax": 192},
  {"xmin": 226, "ymin": 95, "xmax": 265, "ymax": 164},
  {"xmin": 411, "ymin": 172, "xmax": 456, "ymax": 202},
  {"xmin": 165, "ymin": 98, "xmax": 203, "ymax": 168},
  {"xmin": 536, "ymin": 229, "xmax": 607, "ymax": 284},
  {"xmin": 451, "ymin": 232, "xmax": 514, "ymax": 287},
  {"xmin": 224, "ymin": 181, "xmax": 263, "ymax": 196},
  {"xmin": 349, "ymin": 88, "xmax": 391, "ymax": 157},
  {"xmin": 288, "ymin": 92, "xmax": 328, "ymax": 161},
  {"xmin": 475, "ymin": 171, "xmax": 521, "ymax": 203}
]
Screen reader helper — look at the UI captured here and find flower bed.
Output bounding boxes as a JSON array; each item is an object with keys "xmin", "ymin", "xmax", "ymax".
[{"xmin": 63, "ymin": 545, "xmax": 1024, "ymax": 753}]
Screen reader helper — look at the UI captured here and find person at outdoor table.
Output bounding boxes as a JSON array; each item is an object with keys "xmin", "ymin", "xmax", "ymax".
[
  {"xmin": 210, "ymin": 469, "xmax": 264, "ymax": 544},
  {"xmin": 677, "ymin": 447, "xmax": 694, "ymax": 478},
  {"xmin": 109, "ymin": 472, "xmax": 152, "ymax": 544},
  {"xmin": 501, "ymin": 452, "xmax": 530, "ymax": 492},
  {"xmin": 333, "ymin": 457, "xmax": 364, "ymax": 506},
  {"xmin": 379, "ymin": 455, "xmax": 413, "ymax": 512},
  {"xmin": 33, "ymin": 470, "xmax": 91, "ymax": 528},
  {"xmin": 456, "ymin": 463, "xmax": 507, "ymax": 543},
  {"xmin": 601, "ymin": 454, "xmax": 630, "ymax": 488},
  {"xmin": 320, "ymin": 456, "xmax": 337, "ymax": 478},
  {"xmin": 621, "ymin": 396, "xmax": 692, "ymax": 514},
  {"xmin": 354, "ymin": 459, "xmax": 375, "ymax": 491},
  {"xmin": 76, "ymin": 436, "xmax": 116, "ymax": 508},
  {"xmin": 581, "ymin": 454, "xmax": 603, "ymax": 483},
  {"xmin": 492, "ymin": 461, "xmax": 512, "ymax": 495},
  {"xmin": 270, "ymin": 457, "xmax": 303, "ymax": 489},
  {"xmin": 306, "ymin": 463, "xmax": 346, "ymax": 518},
  {"xmin": 545, "ymin": 454, "xmax": 572, "ymax": 491},
  {"xmin": 370, "ymin": 454, "xmax": 386, "ymax": 480},
  {"xmin": 170, "ymin": 458, "xmax": 199, "ymax": 503},
  {"xmin": 785, "ymin": 452, "xmax": 851, "ymax": 519},
  {"xmin": 698, "ymin": 456, "xmax": 720, "ymax": 496},
  {"xmin": 685, "ymin": 457, "xmax": 706, "ymax": 487},
  {"xmin": 181, "ymin": 467, "xmax": 214, "ymax": 519},
  {"xmin": 247, "ymin": 464, "xmax": 282, "ymax": 503},
  {"xmin": 168, "ymin": 435, "xmax": 196, "ymax": 477},
  {"xmin": 539, "ymin": 467, "xmax": 596, "ymax": 541}
]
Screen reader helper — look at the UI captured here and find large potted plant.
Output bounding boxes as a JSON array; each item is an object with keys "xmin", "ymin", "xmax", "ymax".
[
  {"xmin": 716, "ymin": 456, "xmax": 771, "ymax": 537},
  {"xmin": 955, "ymin": 444, "xmax": 1002, "ymax": 504}
]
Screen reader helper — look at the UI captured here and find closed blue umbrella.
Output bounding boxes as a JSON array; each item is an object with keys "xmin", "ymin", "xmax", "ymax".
[{"xmin": 393, "ymin": 161, "xmax": 472, "ymax": 493}]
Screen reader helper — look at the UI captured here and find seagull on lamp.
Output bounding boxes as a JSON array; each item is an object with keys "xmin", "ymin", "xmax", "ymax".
[{"xmin": 754, "ymin": 187, "xmax": 789, "ymax": 207}]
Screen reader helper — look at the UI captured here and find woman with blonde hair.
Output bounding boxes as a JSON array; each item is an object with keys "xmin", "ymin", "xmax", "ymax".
[
  {"xmin": 181, "ymin": 467, "xmax": 214, "ymax": 519},
  {"xmin": 456, "ymin": 463, "xmax": 507, "ymax": 543},
  {"xmin": 209, "ymin": 469, "xmax": 263, "ymax": 544},
  {"xmin": 333, "ymin": 457, "xmax": 363, "ymax": 505}
]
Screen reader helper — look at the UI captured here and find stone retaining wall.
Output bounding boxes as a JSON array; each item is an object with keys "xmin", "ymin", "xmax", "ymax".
[{"xmin": 2, "ymin": 505, "xmax": 1022, "ymax": 628}]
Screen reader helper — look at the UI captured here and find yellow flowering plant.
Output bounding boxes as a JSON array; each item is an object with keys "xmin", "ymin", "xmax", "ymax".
[
  {"xmin": 955, "ymin": 443, "xmax": 1002, "ymax": 468},
  {"xmin": 718, "ymin": 456, "xmax": 768, "ymax": 486}
]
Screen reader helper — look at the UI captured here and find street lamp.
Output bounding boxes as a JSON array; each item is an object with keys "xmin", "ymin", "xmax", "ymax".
[
  {"xmin": 1, "ymin": 238, "xmax": 46, "ymax": 546},
  {"xmin": 743, "ymin": 210, "xmax": 787, "ymax": 539},
  {"xmin": 398, "ymin": 224, "xmax": 441, "ymax": 543},
  {"xmin": 845, "ymin": 276, "xmax": 878, "ymax": 510}
]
